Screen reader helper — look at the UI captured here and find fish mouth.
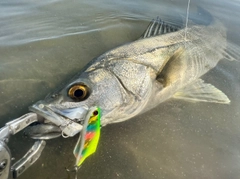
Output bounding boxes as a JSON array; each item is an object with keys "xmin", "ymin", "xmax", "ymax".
[{"xmin": 29, "ymin": 100, "xmax": 87, "ymax": 137}]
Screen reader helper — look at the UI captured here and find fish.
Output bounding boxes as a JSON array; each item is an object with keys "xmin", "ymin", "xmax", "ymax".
[{"xmin": 28, "ymin": 8, "xmax": 232, "ymax": 138}]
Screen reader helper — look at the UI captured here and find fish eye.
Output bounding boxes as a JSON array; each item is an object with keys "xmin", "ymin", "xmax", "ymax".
[{"xmin": 68, "ymin": 84, "xmax": 90, "ymax": 101}]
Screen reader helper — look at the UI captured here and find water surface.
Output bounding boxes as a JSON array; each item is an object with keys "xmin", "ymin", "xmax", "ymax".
[{"xmin": 0, "ymin": 0, "xmax": 240, "ymax": 179}]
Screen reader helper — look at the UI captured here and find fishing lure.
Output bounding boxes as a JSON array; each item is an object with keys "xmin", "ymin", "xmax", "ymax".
[{"xmin": 73, "ymin": 106, "xmax": 101, "ymax": 167}]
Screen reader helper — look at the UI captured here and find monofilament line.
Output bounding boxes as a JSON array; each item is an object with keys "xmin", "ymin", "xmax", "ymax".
[{"xmin": 184, "ymin": 0, "xmax": 191, "ymax": 45}]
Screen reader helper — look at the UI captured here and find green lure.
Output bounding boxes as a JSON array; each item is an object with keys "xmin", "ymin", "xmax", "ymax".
[{"xmin": 73, "ymin": 107, "xmax": 101, "ymax": 166}]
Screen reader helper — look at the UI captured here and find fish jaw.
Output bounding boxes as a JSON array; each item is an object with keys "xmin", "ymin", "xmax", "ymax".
[{"xmin": 29, "ymin": 100, "xmax": 87, "ymax": 137}]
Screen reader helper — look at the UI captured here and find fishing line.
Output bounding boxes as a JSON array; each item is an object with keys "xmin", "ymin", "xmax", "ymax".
[{"xmin": 184, "ymin": 0, "xmax": 191, "ymax": 45}]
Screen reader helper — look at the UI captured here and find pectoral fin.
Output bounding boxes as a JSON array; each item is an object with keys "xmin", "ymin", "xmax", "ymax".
[
  {"xmin": 156, "ymin": 47, "xmax": 186, "ymax": 87},
  {"xmin": 173, "ymin": 79, "xmax": 230, "ymax": 104}
]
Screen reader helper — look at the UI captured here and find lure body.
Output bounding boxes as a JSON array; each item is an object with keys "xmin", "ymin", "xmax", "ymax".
[{"xmin": 73, "ymin": 107, "xmax": 101, "ymax": 166}]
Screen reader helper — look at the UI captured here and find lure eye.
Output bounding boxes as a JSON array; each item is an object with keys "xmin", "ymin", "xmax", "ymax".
[
  {"xmin": 93, "ymin": 110, "xmax": 98, "ymax": 116},
  {"xmin": 68, "ymin": 84, "xmax": 89, "ymax": 100}
]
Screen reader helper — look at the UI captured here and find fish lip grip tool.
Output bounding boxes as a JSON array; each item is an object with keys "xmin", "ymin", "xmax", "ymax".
[
  {"xmin": 0, "ymin": 113, "xmax": 46, "ymax": 179},
  {"xmin": 0, "ymin": 107, "xmax": 101, "ymax": 178}
]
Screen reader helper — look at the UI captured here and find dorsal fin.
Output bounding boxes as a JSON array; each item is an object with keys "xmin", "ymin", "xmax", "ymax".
[{"xmin": 140, "ymin": 17, "xmax": 181, "ymax": 39}]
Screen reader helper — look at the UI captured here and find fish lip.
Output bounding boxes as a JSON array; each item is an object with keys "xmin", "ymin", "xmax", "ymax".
[
  {"xmin": 29, "ymin": 101, "xmax": 87, "ymax": 124},
  {"xmin": 29, "ymin": 102, "xmax": 66, "ymax": 127},
  {"xmin": 29, "ymin": 101, "xmax": 86, "ymax": 137},
  {"xmin": 49, "ymin": 106, "xmax": 88, "ymax": 122}
]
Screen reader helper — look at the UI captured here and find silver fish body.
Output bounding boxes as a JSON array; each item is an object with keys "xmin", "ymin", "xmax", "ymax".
[{"xmin": 29, "ymin": 10, "xmax": 230, "ymax": 137}]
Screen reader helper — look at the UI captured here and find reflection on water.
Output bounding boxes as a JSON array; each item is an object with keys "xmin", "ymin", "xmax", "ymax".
[{"xmin": 0, "ymin": 0, "xmax": 240, "ymax": 179}]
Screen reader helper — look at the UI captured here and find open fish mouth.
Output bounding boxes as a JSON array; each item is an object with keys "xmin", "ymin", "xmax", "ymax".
[{"xmin": 28, "ymin": 100, "xmax": 88, "ymax": 139}]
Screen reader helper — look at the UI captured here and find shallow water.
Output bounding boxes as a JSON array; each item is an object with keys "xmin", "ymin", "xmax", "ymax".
[{"xmin": 0, "ymin": 0, "xmax": 240, "ymax": 179}]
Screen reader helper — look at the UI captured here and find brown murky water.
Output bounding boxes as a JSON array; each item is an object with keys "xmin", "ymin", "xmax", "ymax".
[{"xmin": 0, "ymin": 0, "xmax": 240, "ymax": 179}]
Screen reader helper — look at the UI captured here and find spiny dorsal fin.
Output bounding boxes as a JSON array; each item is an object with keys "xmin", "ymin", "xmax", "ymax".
[
  {"xmin": 173, "ymin": 79, "xmax": 230, "ymax": 104},
  {"xmin": 140, "ymin": 17, "xmax": 181, "ymax": 39}
]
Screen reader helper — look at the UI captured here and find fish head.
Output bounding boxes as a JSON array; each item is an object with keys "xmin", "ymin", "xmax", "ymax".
[{"xmin": 29, "ymin": 67, "xmax": 131, "ymax": 130}]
